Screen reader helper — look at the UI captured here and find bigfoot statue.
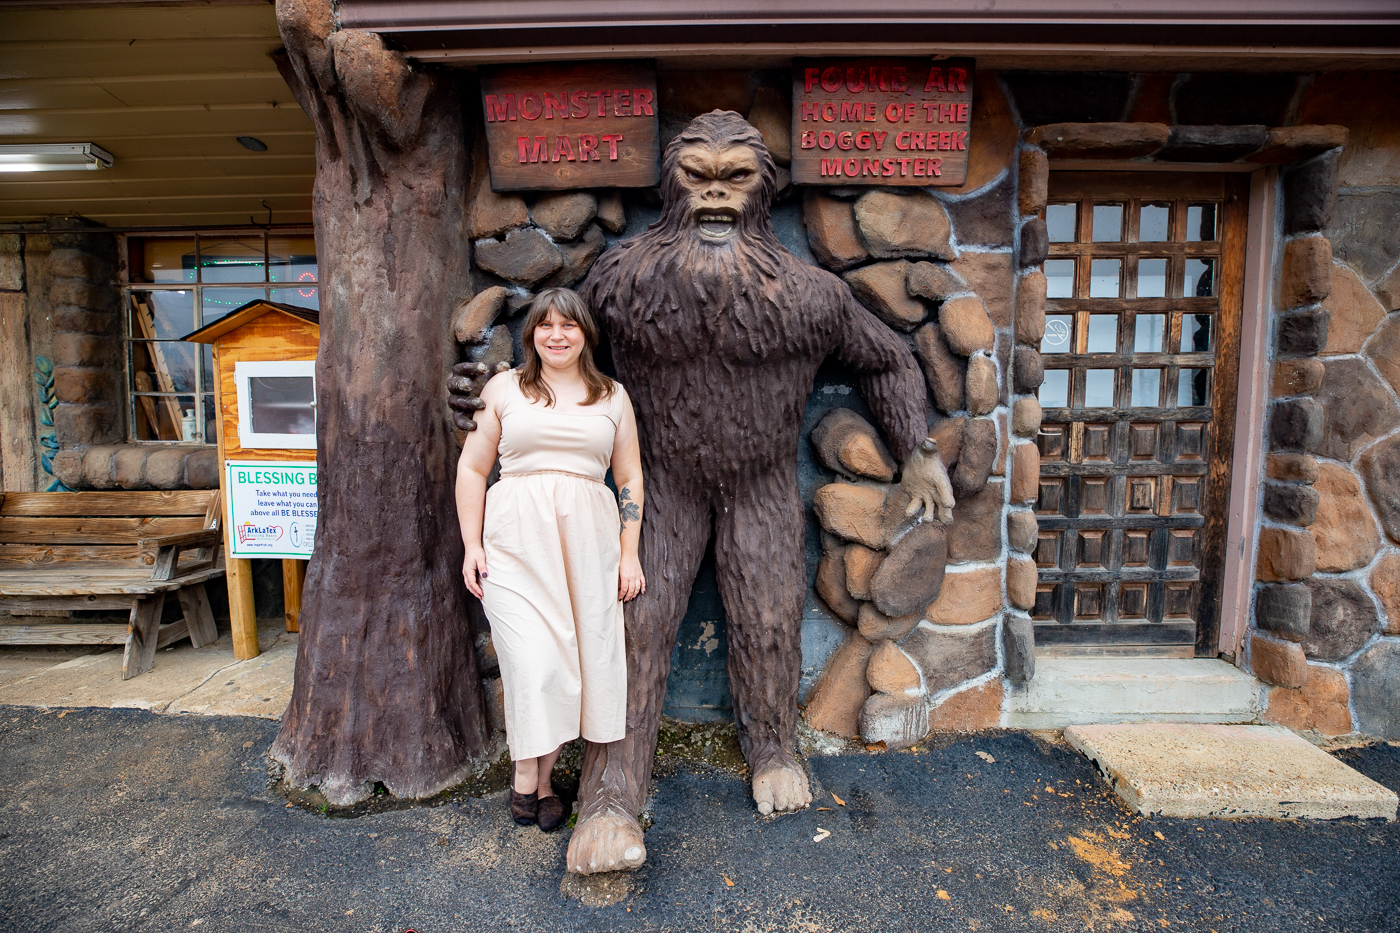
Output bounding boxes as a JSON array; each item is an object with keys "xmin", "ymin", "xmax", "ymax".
[{"xmin": 453, "ymin": 111, "xmax": 951, "ymax": 873}]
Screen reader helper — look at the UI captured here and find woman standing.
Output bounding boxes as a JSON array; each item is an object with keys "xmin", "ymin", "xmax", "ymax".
[{"xmin": 455, "ymin": 287, "xmax": 645, "ymax": 833}]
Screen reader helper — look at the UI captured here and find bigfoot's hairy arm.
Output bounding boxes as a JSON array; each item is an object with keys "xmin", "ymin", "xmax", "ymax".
[{"xmin": 834, "ymin": 290, "xmax": 956, "ymax": 523}]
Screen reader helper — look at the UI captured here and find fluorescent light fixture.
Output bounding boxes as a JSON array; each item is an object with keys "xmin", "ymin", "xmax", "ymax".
[{"xmin": 0, "ymin": 143, "xmax": 114, "ymax": 173}]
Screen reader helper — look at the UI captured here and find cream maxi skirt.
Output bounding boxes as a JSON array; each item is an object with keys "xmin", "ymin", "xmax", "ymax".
[{"xmin": 480, "ymin": 472, "xmax": 627, "ymax": 761}]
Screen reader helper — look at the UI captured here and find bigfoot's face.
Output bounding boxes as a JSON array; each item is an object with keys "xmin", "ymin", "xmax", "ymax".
[{"xmin": 675, "ymin": 143, "xmax": 762, "ymax": 244}]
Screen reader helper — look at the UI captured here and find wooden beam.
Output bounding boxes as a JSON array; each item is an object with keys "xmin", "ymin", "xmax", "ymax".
[
  {"xmin": 0, "ymin": 624, "xmax": 129, "ymax": 646},
  {"xmin": 0, "ymin": 293, "xmax": 38, "ymax": 493},
  {"xmin": 121, "ymin": 592, "xmax": 165, "ymax": 679},
  {"xmin": 282, "ymin": 558, "xmax": 304, "ymax": 633}
]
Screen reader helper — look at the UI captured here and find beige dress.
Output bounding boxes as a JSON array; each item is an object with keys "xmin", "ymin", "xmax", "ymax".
[{"xmin": 481, "ymin": 371, "xmax": 628, "ymax": 760}]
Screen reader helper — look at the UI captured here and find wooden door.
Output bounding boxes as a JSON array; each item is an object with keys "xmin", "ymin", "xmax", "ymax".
[{"xmin": 1031, "ymin": 172, "xmax": 1247, "ymax": 658}]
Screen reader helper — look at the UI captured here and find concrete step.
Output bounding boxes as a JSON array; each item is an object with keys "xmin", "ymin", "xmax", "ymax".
[
  {"xmin": 1066, "ymin": 723, "xmax": 1398, "ymax": 820},
  {"xmin": 1002, "ymin": 658, "xmax": 1262, "ymax": 729}
]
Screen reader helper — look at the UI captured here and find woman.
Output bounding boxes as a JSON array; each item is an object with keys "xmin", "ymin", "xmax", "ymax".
[{"xmin": 455, "ymin": 287, "xmax": 645, "ymax": 833}]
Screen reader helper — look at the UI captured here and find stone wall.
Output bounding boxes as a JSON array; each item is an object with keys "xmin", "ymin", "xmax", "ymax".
[
  {"xmin": 1251, "ymin": 73, "xmax": 1400, "ymax": 740},
  {"xmin": 0, "ymin": 223, "xmax": 218, "ymax": 492}
]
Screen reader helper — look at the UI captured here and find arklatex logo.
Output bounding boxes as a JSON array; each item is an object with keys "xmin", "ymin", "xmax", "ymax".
[{"xmin": 236, "ymin": 522, "xmax": 284, "ymax": 546}]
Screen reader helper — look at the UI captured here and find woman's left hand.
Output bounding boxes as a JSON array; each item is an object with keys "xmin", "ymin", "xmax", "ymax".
[{"xmin": 619, "ymin": 553, "xmax": 646, "ymax": 602}]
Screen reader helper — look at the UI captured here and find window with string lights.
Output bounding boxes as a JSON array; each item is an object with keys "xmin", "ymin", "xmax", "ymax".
[{"xmin": 121, "ymin": 231, "xmax": 318, "ymax": 444}]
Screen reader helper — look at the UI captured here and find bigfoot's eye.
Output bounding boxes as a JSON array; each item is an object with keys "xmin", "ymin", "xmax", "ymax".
[
  {"xmin": 728, "ymin": 170, "xmax": 751, "ymax": 181},
  {"xmin": 684, "ymin": 169, "xmax": 704, "ymax": 182}
]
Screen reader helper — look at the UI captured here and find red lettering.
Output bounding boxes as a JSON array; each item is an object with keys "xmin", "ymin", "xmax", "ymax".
[
  {"xmin": 914, "ymin": 158, "xmax": 925, "ymax": 177},
  {"xmin": 632, "ymin": 88, "xmax": 655, "ymax": 116},
  {"xmin": 805, "ymin": 68, "xmax": 822, "ymax": 93},
  {"xmin": 876, "ymin": 67, "xmax": 890, "ymax": 92},
  {"xmin": 953, "ymin": 131, "xmax": 968, "ymax": 150},
  {"xmin": 892, "ymin": 68, "xmax": 907, "ymax": 93},
  {"xmin": 579, "ymin": 134, "xmax": 599, "ymax": 161},
  {"xmin": 929, "ymin": 157, "xmax": 942, "ymax": 176},
  {"xmin": 885, "ymin": 103, "xmax": 902, "ymax": 123},
  {"xmin": 519, "ymin": 93, "xmax": 542, "ymax": 120},
  {"xmin": 601, "ymin": 133, "xmax": 623, "ymax": 160},
  {"xmin": 873, "ymin": 130, "xmax": 888, "ymax": 149},
  {"xmin": 543, "ymin": 91, "xmax": 569, "ymax": 119},
  {"xmin": 821, "ymin": 67, "xmax": 842, "ymax": 92},
  {"xmin": 845, "ymin": 67, "xmax": 865, "ymax": 93},
  {"xmin": 801, "ymin": 102, "xmax": 820, "ymax": 122},
  {"xmin": 517, "ymin": 135, "xmax": 546, "ymax": 163},
  {"xmin": 551, "ymin": 135, "xmax": 575, "ymax": 162},
  {"xmin": 922, "ymin": 102, "xmax": 937, "ymax": 122},
  {"xmin": 569, "ymin": 91, "xmax": 589, "ymax": 118},
  {"xmin": 904, "ymin": 102, "xmax": 917, "ymax": 122},
  {"xmin": 587, "ymin": 90, "xmax": 603, "ymax": 116},
  {"xmin": 818, "ymin": 130, "xmax": 835, "ymax": 149},
  {"xmin": 882, "ymin": 158, "xmax": 896, "ymax": 175},
  {"xmin": 939, "ymin": 131, "xmax": 951, "ymax": 149},
  {"xmin": 911, "ymin": 131, "xmax": 925, "ymax": 150},
  {"xmin": 956, "ymin": 102, "xmax": 969, "ymax": 123},
  {"xmin": 855, "ymin": 131, "xmax": 872, "ymax": 150},
  {"xmin": 948, "ymin": 68, "xmax": 967, "ymax": 92},
  {"xmin": 484, "ymin": 94, "xmax": 517, "ymax": 122},
  {"xmin": 820, "ymin": 157, "xmax": 844, "ymax": 177},
  {"xmin": 845, "ymin": 157, "xmax": 860, "ymax": 176},
  {"xmin": 837, "ymin": 131, "xmax": 854, "ymax": 151},
  {"xmin": 801, "ymin": 130, "xmax": 817, "ymax": 149},
  {"xmin": 862, "ymin": 158, "xmax": 881, "ymax": 176},
  {"xmin": 924, "ymin": 67, "xmax": 945, "ymax": 93},
  {"xmin": 612, "ymin": 89, "xmax": 630, "ymax": 117},
  {"xmin": 865, "ymin": 102, "xmax": 878, "ymax": 122},
  {"xmin": 895, "ymin": 131, "xmax": 910, "ymax": 150},
  {"xmin": 940, "ymin": 102, "xmax": 955, "ymax": 123},
  {"xmin": 841, "ymin": 101, "xmax": 863, "ymax": 122},
  {"xmin": 821, "ymin": 102, "xmax": 837, "ymax": 122},
  {"xmin": 897, "ymin": 157, "xmax": 912, "ymax": 175}
]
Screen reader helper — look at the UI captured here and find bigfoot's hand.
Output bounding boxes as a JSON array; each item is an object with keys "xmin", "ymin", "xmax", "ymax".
[
  {"xmin": 448, "ymin": 361, "xmax": 501, "ymax": 431},
  {"xmin": 901, "ymin": 438, "xmax": 956, "ymax": 524}
]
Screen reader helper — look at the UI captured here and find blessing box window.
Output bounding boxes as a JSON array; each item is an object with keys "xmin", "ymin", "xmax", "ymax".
[{"xmin": 234, "ymin": 360, "xmax": 317, "ymax": 450}]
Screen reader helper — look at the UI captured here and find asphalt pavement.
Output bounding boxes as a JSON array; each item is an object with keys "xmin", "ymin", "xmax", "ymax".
[{"xmin": 2, "ymin": 707, "xmax": 1398, "ymax": 933}]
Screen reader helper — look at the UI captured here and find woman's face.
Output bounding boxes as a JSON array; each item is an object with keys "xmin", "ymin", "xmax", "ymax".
[{"xmin": 534, "ymin": 307, "xmax": 585, "ymax": 372}]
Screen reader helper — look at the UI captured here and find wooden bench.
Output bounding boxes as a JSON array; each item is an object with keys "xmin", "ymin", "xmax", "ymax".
[{"xmin": 0, "ymin": 490, "xmax": 226, "ymax": 679}]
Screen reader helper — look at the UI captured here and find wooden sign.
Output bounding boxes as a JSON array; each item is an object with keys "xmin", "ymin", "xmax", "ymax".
[
  {"xmin": 791, "ymin": 58, "xmax": 974, "ymax": 187},
  {"xmin": 479, "ymin": 61, "xmax": 660, "ymax": 191}
]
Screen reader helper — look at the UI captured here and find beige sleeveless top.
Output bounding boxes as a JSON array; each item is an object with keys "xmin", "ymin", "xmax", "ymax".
[{"xmin": 496, "ymin": 370, "xmax": 624, "ymax": 482}]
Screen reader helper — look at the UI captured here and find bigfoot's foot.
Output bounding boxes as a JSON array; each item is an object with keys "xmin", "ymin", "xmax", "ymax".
[
  {"xmin": 750, "ymin": 748, "xmax": 813, "ymax": 815},
  {"xmin": 566, "ymin": 807, "xmax": 647, "ymax": 874}
]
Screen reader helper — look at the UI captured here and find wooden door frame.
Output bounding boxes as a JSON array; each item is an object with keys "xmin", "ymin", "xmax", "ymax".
[{"xmin": 1041, "ymin": 163, "xmax": 1270, "ymax": 660}]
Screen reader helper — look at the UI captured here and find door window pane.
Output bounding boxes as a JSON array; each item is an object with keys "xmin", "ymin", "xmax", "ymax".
[
  {"xmin": 1045, "ymin": 259, "xmax": 1075, "ymax": 298},
  {"xmin": 134, "ymin": 392, "xmax": 197, "ymax": 442},
  {"xmin": 1137, "ymin": 258, "xmax": 1168, "ymax": 298},
  {"xmin": 1184, "ymin": 259, "xmax": 1214, "ymax": 297},
  {"xmin": 1139, "ymin": 204, "xmax": 1170, "ymax": 242},
  {"xmin": 1186, "ymin": 204, "xmax": 1217, "ymax": 242},
  {"xmin": 1039, "ymin": 369, "xmax": 1069, "ymax": 407},
  {"xmin": 132, "ymin": 340, "xmax": 196, "ymax": 393},
  {"xmin": 1131, "ymin": 368, "xmax": 1161, "ymax": 407},
  {"xmin": 1046, "ymin": 204, "xmax": 1077, "ymax": 242},
  {"xmin": 1083, "ymin": 369, "xmax": 1116, "ymax": 408},
  {"xmin": 269, "ymin": 236, "xmax": 319, "ymax": 284},
  {"xmin": 1042, "ymin": 315, "xmax": 1073, "ymax": 354},
  {"xmin": 271, "ymin": 286, "xmax": 319, "ymax": 310},
  {"xmin": 1183, "ymin": 313, "xmax": 1212, "ymax": 351},
  {"xmin": 1091, "ymin": 204, "xmax": 1123, "ymax": 242},
  {"xmin": 1178, "ymin": 368, "xmax": 1209, "ymax": 406},
  {"xmin": 1086, "ymin": 315, "xmax": 1118, "ymax": 353},
  {"xmin": 1089, "ymin": 259, "xmax": 1121, "ymax": 298},
  {"xmin": 249, "ymin": 376, "xmax": 317, "ymax": 435},
  {"xmin": 1134, "ymin": 314, "xmax": 1165, "ymax": 352},
  {"xmin": 130, "ymin": 290, "xmax": 194, "ymax": 340},
  {"xmin": 131, "ymin": 237, "xmax": 196, "ymax": 284}
]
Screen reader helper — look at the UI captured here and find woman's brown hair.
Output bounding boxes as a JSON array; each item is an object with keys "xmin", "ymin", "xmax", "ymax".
[{"xmin": 517, "ymin": 287, "xmax": 616, "ymax": 407}]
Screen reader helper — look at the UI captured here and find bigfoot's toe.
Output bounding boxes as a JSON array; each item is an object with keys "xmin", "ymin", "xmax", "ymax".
[
  {"xmin": 752, "ymin": 756, "xmax": 813, "ymax": 815},
  {"xmin": 566, "ymin": 808, "xmax": 647, "ymax": 874}
]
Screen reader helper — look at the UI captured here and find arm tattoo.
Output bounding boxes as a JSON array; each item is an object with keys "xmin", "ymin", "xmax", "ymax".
[{"xmin": 619, "ymin": 486, "xmax": 641, "ymax": 529}]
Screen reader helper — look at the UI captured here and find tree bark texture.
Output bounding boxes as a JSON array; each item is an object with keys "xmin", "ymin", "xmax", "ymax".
[{"xmin": 269, "ymin": 0, "xmax": 489, "ymax": 805}]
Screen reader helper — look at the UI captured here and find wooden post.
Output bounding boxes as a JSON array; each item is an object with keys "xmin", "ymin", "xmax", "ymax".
[
  {"xmin": 212, "ymin": 345, "xmax": 259, "ymax": 660},
  {"xmin": 282, "ymin": 558, "xmax": 305, "ymax": 632}
]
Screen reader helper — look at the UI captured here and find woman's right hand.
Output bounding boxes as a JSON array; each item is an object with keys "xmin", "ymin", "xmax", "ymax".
[{"xmin": 463, "ymin": 545, "xmax": 489, "ymax": 598}]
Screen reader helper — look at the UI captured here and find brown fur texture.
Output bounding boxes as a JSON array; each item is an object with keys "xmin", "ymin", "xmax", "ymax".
[{"xmin": 572, "ymin": 112, "xmax": 929, "ymax": 833}]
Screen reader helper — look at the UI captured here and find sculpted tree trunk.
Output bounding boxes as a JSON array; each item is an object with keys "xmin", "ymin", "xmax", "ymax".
[{"xmin": 269, "ymin": 0, "xmax": 489, "ymax": 804}]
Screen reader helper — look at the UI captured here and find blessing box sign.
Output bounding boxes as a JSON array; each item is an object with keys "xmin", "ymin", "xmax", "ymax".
[
  {"xmin": 791, "ymin": 58, "xmax": 974, "ymax": 186},
  {"xmin": 479, "ymin": 61, "xmax": 661, "ymax": 191},
  {"xmin": 225, "ymin": 460, "xmax": 318, "ymax": 559}
]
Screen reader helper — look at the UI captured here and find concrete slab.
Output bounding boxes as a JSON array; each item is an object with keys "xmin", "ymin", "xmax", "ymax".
[
  {"xmin": 0, "ymin": 625, "xmax": 290, "ymax": 715},
  {"xmin": 167, "ymin": 631, "xmax": 296, "ymax": 719},
  {"xmin": 1066, "ymin": 722, "xmax": 1399, "ymax": 821},
  {"xmin": 1003, "ymin": 658, "xmax": 1262, "ymax": 728},
  {"xmin": 0, "ymin": 646, "xmax": 107, "ymax": 689}
]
